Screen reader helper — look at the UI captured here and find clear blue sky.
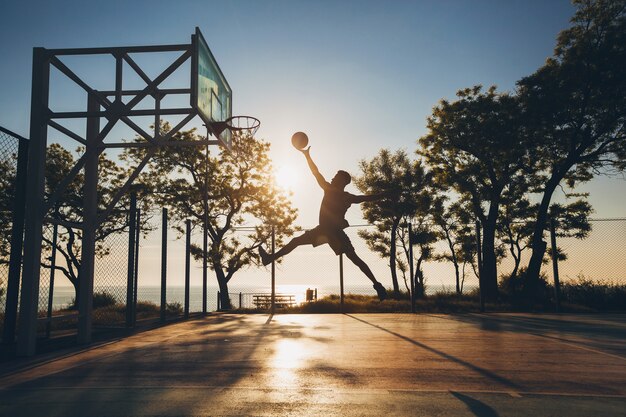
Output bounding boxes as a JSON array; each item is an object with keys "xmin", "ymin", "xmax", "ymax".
[{"xmin": 1, "ymin": 0, "xmax": 624, "ymax": 288}]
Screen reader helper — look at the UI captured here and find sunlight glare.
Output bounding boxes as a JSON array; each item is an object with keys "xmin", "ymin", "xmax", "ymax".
[{"xmin": 274, "ymin": 165, "xmax": 299, "ymax": 191}]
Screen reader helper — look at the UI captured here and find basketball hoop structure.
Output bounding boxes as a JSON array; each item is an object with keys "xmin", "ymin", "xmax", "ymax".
[{"xmin": 208, "ymin": 115, "xmax": 261, "ymax": 138}]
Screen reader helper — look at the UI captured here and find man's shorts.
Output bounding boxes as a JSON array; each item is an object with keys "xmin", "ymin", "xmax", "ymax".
[{"xmin": 301, "ymin": 225, "xmax": 355, "ymax": 256}]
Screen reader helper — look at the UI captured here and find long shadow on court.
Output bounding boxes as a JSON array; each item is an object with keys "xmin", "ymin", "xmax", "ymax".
[
  {"xmin": 345, "ymin": 314, "xmax": 522, "ymax": 391},
  {"xmin": 432, "ymin": 314, "xmax": 626, "ymax": 358},
  {"xmin": 0, "ymin": 314, "xmax": 347, "ymax": 417},
  {"xmin": 451, "ymin": 391, "xmax": 500, "ymax": 417}
]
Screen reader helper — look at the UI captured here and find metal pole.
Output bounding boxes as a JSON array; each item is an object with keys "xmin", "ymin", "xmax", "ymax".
[
  {"xmin": 409, "ymin": 223, "xmax": 416, "ymax": 313},
  {"xmin": 475, "ymin": 220, "xmax": 485, "ymax": 313},
  {"xmin": 160, "ymin": 207, "xmax": 168, "ymax": 323},
  {"xmin": 239, "ymin": 292, "xmax": 242, "ymax": 309},
  {"xmin": 77, "ymin": 94, "xmax": 100, "ymax": 345},
  {"xmin": 184, "ymin": 219, "xmax": 191, "ymax": 318},
  {"xmin": 3, "ymin": 137, "xmax": 29, "ymax": 345},
  {"xmin": 202, "ymin": 128, "xmax": 209, "ymax": 315},
  {"xmin": 271, "ymin": 226, "xmax": 275, "ymax": 315},
  {"xmin": 133, "ymin": 208, "xmax": 140, "ymax": 326},
  {"xmin": 550, "ymin": 218, "xmax": 561, "ymax": 313},
  {"xmin": 45, "ymin": 222, "xmax": 58, "ymax": 338},
  {"xmin": 339, "ymin": 254, "xmax": 344, "ymax": 313},
  {"xmin": 17, "ymin": 48, "xmax": 49, "ymax": 356},
  {"xmin": 126, "ymin": 193, "xmax": 137, "ymax": 327}
]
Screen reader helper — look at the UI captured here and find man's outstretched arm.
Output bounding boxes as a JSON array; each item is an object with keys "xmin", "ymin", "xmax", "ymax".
[{"xmin": 300, "ymin": 147, "xmax": 330, "ymax": 190}]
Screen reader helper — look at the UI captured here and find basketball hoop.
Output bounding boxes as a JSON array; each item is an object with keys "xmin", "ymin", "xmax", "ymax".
[{"xmin": 209, "ymin": 115, "xmax": 261, "ymax": 138}]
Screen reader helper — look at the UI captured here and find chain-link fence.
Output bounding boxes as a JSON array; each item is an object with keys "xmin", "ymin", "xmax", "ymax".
[
  {"xmin": 3, "ymin": 118, "xmax": 625, "ymax": 344},
  {"xmin": 0, "ymin": 128, "xmax": 20, "ymax": 315},
  {"xmin": 0, "ymin": 126, "xmax": 28, "ymax": 343},
  {"xmin": 231, "ymin": 219, "xmax": 625, "ymax": 307}
]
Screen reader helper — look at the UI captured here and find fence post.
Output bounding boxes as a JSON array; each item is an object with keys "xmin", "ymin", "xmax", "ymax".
[
  {"xmin": 239, "ymin": 292, "xmax": 242, "ymax": 309},
  {"xmin": 133, "ymin": 208, "xmax": 140, "ymax": 326},
  {"xmin": 126, "ymin": 193, "xmax": 137, "ymax": 328},
  {"xmin": 45, "ymin": 222, "xmax": 58, "ymax": 338},
  {"xmin": 17, "ymin": 48, "xmax": 49, "ymax": 356},
  {"xmin": 409, "ymin": 222, "xmax": 416, "ymax": 313},
  {"xmin": 271, "ymin": 226, "xmax": 276, "ymax": 315},
  {"xmin": 475, "ymin": 220, "xmax": 485, "ymax": 313},
  {"xmin": 184, "ymin": 219, "xmax": 191, "ymax": 319},
  {"xmin": 2, "ymin": 135, "xmax": 28, "ymax": 345},
  {"xmin": 202, "ymin": 200, "xmax": 208, "ymax": 315},
  {"xmin": 339, "ymin": 254, "xmax": 344, "ymax": 313},
  {"xmin": 160, "ymin": 207, "xmax": 167, "ymax": 323},
  {"xmin": 77, "ymin": 94, "xmax": 100, "ymax": 345},
  {"xmin": 550, "ymin": 218, "xmax": 561, "ymax": 313}
]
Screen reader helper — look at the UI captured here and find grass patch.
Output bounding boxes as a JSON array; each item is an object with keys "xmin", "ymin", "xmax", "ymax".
[{"xmin": 559, "ymin": 276, "xmax": 626, "ymax": 311}]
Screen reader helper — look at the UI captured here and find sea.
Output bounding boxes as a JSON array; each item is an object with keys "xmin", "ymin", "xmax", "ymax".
[{"xmin": 41, "ymin": 283, "xmax": 476, "ymax": 312}]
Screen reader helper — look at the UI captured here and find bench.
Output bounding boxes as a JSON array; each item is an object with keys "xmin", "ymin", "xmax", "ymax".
[{"xmin": 252, "ymin": 294, "xmax": 296, "ymax": 309}]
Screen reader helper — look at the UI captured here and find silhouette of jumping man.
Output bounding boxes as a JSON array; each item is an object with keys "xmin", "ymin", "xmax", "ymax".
[{"xmin": 259, "ymin": 147, "xmax": 389, "ymax": 301}]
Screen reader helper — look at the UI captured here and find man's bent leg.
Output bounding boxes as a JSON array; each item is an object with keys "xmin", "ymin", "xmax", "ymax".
[
  {"xmin": 345, "ymin": 251, "xmax": 387, "ymax": 300},
  {"xmin": 259, "ymin": 234, "xmax": 311, "ymax": 266},
  {"xmin": 345, "ymin": 251, "xmax": 376, "ymax": 283}
]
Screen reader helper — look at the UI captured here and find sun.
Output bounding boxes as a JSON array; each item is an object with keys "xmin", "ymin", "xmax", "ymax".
[{"xmin": 274, "ymin": 165, "xmax": 299, "ymax": 191}]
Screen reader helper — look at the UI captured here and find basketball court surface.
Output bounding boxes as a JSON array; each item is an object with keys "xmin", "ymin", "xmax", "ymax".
[{"xmin": 1, "ymin": 313, "xmax": 625, "ymax": 416}]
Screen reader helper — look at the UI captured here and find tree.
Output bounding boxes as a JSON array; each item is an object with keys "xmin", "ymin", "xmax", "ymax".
[
  {"xmin": 432, "ymin": 197, "xmax": 477, "ymax": 294},
  {"xmin": 355, "ymin": 149, "xmax": 433, "ymax": 294},
  {"xmin": 497, "ymin": 193, "xmax": 535, "ymax": 280},
  {"xmin": 127, "ymin": 126, "xmax": 298, "ymax": 310},
  {"xmin": 39, "ymin": 144, "xmax": 152, "ymax": 300},
  {"xmin": 409, "ymin": 217, "xmax": 438, "ymax": 297},
  {"xmin": 518, "ymin": 0, "xmax": 626, "ymax": 290},
  {"xmin": 419, "ymin": 86, "xmax": 529, "ymax": 301},
  {"xmin": 498, "ymin": 190, "xmax": 592, "ymax": 281}
]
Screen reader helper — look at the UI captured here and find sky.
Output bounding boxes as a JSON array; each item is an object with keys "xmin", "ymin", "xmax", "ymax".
[{"xmin": 1, "ymin": 0, "xmax": 624, "ymax": 289}]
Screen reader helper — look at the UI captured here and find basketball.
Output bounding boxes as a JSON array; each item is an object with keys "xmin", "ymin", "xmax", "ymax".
[{"xmin": 291, "ymin": 131, "xmax": 309, "ymax": 150}]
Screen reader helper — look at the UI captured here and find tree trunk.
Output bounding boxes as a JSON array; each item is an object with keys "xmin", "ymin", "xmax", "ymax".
[
  {"xmin": 510, "ymin": 243, "xmax": 521, "ymax": 279},
  {"xmin": 453, "ymin": 261, "xmax": 461, "ymax": 294},
  {"xmin": 389, "ymin": 219, "xmax": 400, "ymax": 293},
  {"xmin": 443, "ymin": 229, "xmax": 461, "ymax": 293},
  {"xmin": 214, "ymin": 264, "xmax": 232, "ymax": 310},
  {"xmin": 414, "ymin": 257, "xmax": 425, "ymax": 298},
  {"xmin": 481, "ymin": 220, "xmax": 499, "ymax": 301},
  {"xmin": 525, "ymin": 176, "xmax": 561, "ymax": 294}
]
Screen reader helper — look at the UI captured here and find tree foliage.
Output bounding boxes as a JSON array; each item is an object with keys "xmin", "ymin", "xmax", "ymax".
[
  {"xmin": 419, "ymin": 86, "xmax": 529, "ymax": 300},
  {"xmin": 124, "ymin": 125, "xmax": 298, "ymax": 309},
  {"xmin": 40, "ymin": 143, "xmax": 153, "ymax": 297},
  {"xmin": 518, "ymin": 0, "xmax": 626, "ymax": 287},
  {"xmin": 355, "ymin": 149, "xmax": 433, "ymax": 295}
]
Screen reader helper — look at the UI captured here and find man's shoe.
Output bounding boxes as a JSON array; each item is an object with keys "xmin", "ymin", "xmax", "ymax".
[
  {"xmin": 258, "ymin": 246, "xmax": 272, "ymax": 266},
  {"xmin": 373, "ymin": 282, "xmax": 387, "ymax": 301}
]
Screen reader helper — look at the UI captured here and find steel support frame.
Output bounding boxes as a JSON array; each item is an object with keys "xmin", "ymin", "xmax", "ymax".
[{"xmin": 17, "ymin": 41, "xmax": 210, "ymax": 356}]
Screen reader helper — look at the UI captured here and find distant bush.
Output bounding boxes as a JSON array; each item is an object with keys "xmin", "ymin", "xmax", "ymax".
[
  {"xmin": 285, "ymin": 294, "xmax": 412, "ymax": 313},
  {"xmin": 67, "ymin": 290, "xmax": 118, "ymax": 310},
  {"xmin": 499, "ymin": 268, "xmax": 552, "ymax": 307},
  {"xmin": 559, "ymin": 275, "xmax": 626, "ymax": 311},
  {"xmin": 498, "ymin": 270, "xmax": 626, "ymax": 312},
  {"xmin": 166, "ymin": 302, "xmax": 183, "ymax": 315},
  {"xmin": 386, "ymin": 289, "xmax": 412, "ymax": 301}
]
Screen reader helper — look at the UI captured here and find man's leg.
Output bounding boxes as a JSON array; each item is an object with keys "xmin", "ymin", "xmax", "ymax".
[
  {"xmin": 344, "ymin": 250, "xmax": 387, "ymax": 300},
  {"xmin": 259, "ymin": 233, "xmax": 311, "ymax": 266}
]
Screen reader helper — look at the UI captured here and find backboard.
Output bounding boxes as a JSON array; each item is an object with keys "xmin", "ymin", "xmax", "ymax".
[{"xmin": 191, "ymin": 27, "xmax": 232, "ymax": 148}]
